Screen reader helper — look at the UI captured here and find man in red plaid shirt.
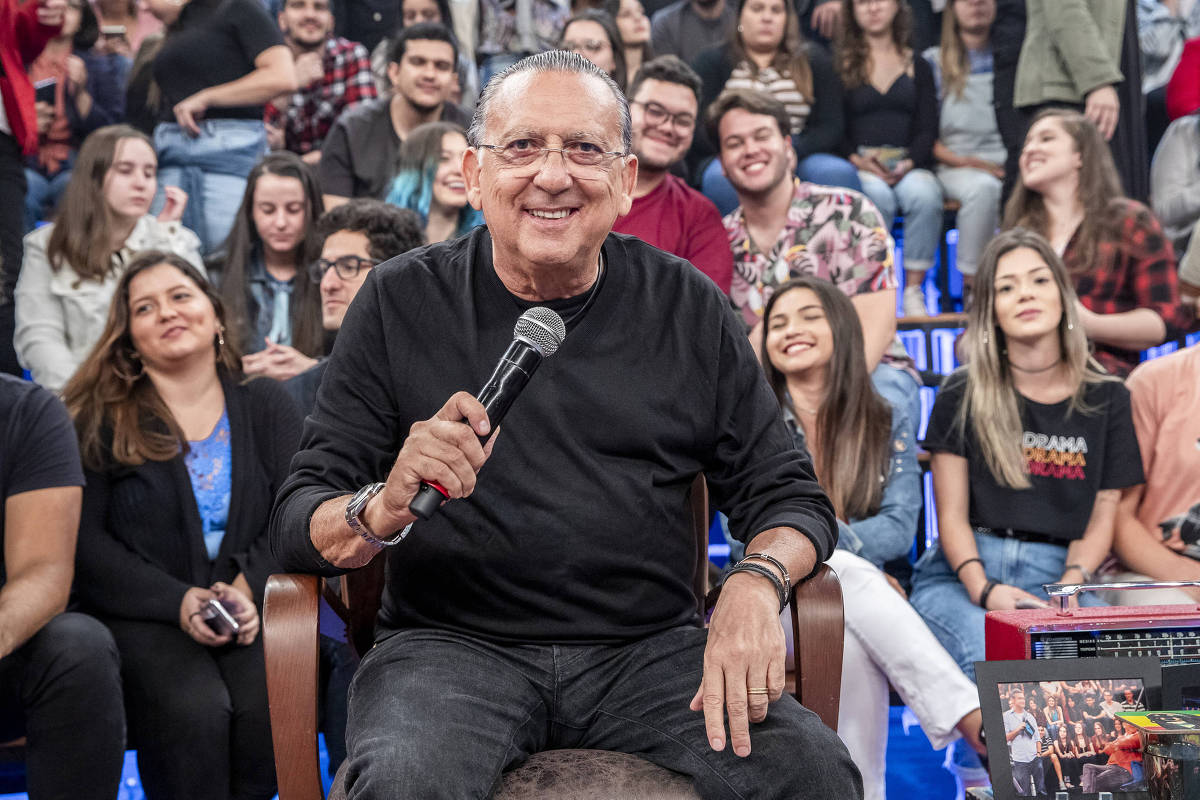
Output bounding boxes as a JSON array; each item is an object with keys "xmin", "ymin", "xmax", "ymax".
[{"xmin": 265, "ymin": 0, "xmax": 377, "ymax": 164}]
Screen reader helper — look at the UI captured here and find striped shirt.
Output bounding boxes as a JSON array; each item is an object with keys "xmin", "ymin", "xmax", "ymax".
[{"xmin": 724, "ymin": 64, "xmax": 811, "ymax": 135}]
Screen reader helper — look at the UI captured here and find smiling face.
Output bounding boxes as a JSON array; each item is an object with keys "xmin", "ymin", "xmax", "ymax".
[
  {"xmin": 629, "ymin": 78, "xmax": 697, "ymax": 172},
  {"xmin": 318, "ymin": 229, "xmax": 374, "ymax": 330},
  {"xmin": 430, "ymin": 130, "xmax": 469, "ymax": 211},
  {"xmin": 718, "ymin": 107, "xmax": 794, "ymax": 198},
  {"xmin": 463, "ymin": 69, "xmax": 636, "ymax": 283},
  {"xmin": 279, "ymin": 0, "xmax": 331, "ymax": 48},
  {"xmin": 739, "ymin": 0, "xmax": 787, "ymax": 53},
  {"xmin": 1019, "ymin": 116, "xmax": 1082, "ymax": 195},
  {"xmin": 991, "ymin": 246, "xmax": 1063, "ymax": 344},
  {"xmin": 252, "ymin": 173, "xmax": 308, "ymax": 260},
  {"xmin": 616, "ymin": 0, "xmax": 650, "ymax": 46},
  {"xmin": 765, "ymin": 287, "xmax": 834, "ymax": 380},
  {"xmin": 562, "ymin": 20, "xmax": 617, "ymax": 76},
  {"xmin": 103, "ymin": 137, "xmax": 158, "ymax": 224},
  {"xmin": 128, "ymin": 263, "xmax": 221, "ymax": 371},
  {"xmin": 388, "ymin": 38, "xmax": 456, "ymax": 113}
]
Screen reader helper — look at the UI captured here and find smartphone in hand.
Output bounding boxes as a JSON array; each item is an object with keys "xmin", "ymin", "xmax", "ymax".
[{"xmin": 201, "ymin": 598, "xmax": 240, "ymax": 636}]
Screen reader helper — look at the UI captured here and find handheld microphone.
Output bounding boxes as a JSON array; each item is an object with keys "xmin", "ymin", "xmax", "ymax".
[{"xmin": 407, "ymin": 307, "xmax": 567, "ymax": 520}]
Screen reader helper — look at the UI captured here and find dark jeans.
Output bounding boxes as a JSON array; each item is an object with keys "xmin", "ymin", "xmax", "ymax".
[
  {"xmin": 107, "ymin": 619, "xmax": 276, "ymax": 800},
  {"xmin": 0, "ymin": 612, "xmax": 125, "ymax": 799},
  {"xmin": 343, "ymin": 625, "xmax": 862, "ymax": 799},
  {"xmin": 1011, "ymin": 758, "xmax": 1037, "ymax": 796},
  {"xmin": 0, "ymin": 132, "xmax": 27, "ymax": 376},
  {"xmin": 1082, "ymin": 761, "xmax": 1133, "ymax": 792}
]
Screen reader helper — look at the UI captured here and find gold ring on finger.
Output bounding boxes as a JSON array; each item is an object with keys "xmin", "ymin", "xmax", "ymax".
[{"xmin": 747, "ymin": 687, "xmax": 770, "ymax": 695}]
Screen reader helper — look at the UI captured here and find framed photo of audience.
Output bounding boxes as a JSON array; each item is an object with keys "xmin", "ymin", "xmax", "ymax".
[{"xmin": 975, "ymin": 657, "xmax": 1161, "ymax": 800}]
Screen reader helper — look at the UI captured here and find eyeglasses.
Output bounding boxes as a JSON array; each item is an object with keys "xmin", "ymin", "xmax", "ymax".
[
  {"xmin": 476, "ymin": 138, "xmax": 628, "ymax": 175},
  {"xmin": 630, "ymin": 100, "xmax": 695, "ymax": 131},
  {"xmin": 562, "ymin": 38, "xmax": 608, "ymax": 54},
  {"xmin": 308, "ymin": 255, "xmax": 377, "ymax": 283}
]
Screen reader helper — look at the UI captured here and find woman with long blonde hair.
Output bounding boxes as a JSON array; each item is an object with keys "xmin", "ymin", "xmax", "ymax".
[
  {"xmin": 909, "ymin": 228, "xmax": 1144, "ymax": 683},
  {"xmin": 1004, "ymin": 108, "xmax": 1188, "ymax": 376}
]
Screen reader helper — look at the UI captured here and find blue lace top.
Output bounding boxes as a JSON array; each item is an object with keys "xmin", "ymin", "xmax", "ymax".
[{"xmin": 185, "ymin": 409, "xmax": 232, "ymax": 560}]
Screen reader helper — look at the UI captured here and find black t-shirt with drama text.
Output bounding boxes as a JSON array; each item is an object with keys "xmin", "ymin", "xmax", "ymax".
[
  {"xmin": 923, "ymin": 372, "xmax": 1144, "ymax": 541},
  {"xmin": 0, "ymin": 375, "xmax": 85, "ymax": 588},
  {"xmin": 153, "ymin": 0, "xmax": 284, "ymax": 119}
]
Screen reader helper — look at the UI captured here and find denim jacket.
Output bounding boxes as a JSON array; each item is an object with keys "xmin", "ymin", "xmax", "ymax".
[{"xmin": 785, "ymin": 405, "xmax": 922, "ymax": 569}]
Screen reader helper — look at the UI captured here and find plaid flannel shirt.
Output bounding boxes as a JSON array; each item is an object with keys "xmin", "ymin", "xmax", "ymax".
[
  {"xmin": 264, "ymin": 36, "xmax": 377, "ymax": 155},
  {"xmin": 1064, "ymin": 198, "xmax": 1188, "ymax": 377}
]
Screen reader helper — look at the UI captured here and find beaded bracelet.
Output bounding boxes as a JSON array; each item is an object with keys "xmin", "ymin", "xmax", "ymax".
[
  {"xmin": 977, "ymin": 578, "xmax": 1000, "ymax": 610},
  {"xmin": 742, "ymin": 552, "xmax": 791, "ymax": 590},
  {"xmin": 954, "ymin": 557, "xmax": 984, "ymax": 579},
  {"xmin": 726, "ymin": 562, "xmax": 788, "ymax": 614}
]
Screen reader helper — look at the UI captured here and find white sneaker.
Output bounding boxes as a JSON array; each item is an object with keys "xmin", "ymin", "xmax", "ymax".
[{"xmin": 903, "ymin": 284, "xmax": 927, "ymax": 317}]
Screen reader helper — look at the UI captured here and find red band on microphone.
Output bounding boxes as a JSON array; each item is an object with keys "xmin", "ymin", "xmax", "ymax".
[{"xmin": 426, "ymin": 481, "xmax": 450, "ymax": 499}]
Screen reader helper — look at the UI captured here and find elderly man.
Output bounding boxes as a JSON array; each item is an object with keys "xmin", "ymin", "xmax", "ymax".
[{"xmin": 271, "ymin": 51, "xmax": 860, "ymax": 798}]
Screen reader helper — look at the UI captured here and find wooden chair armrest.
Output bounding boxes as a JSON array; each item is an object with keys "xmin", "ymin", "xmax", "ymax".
[
  {"xmin": 790, "ymin": 564, "xmax": 843, "ymax": 730},
  {"xmin": 264, "ymin": 573, "xmax": 325, "ymax": 800}
]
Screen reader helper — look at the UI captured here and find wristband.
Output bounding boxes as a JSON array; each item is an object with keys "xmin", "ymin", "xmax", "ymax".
[
  {"xmin": 954, "ymin": 557, "xmax": 983, "ymax": 580},
  {"xmin": 726, "ymin": 561, "xmax": 788, "ymax": 614},
  {"xmin": 977, "ymin": 578, "xmax": 1000, "ymax": 610},
  {"xmin": 742, "ymin": 552, "xmax": 791, "ymax": 589},
  {"xmin": 1062, "ymin": 563, "xmax": 1092, "ymax": 582}
]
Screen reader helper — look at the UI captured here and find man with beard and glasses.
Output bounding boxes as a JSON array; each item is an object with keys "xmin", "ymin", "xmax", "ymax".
[
  {"xmin": 649, "ymin": 0, "xmax": 734, "ymax": 66},
  {"xmin": 711, "ymin": 87, "xmax": 921, "ymax": 431},
  {"xmin": 319, "ymin": 21, "xmax": 468, "ymax": 207},
  {"xmin": 265, "ymin": 0, "xmax": 377, "ymax": 165},
  {"xmin": 612, "ymin": 56, "xmax": 731, "ymax": 293}
]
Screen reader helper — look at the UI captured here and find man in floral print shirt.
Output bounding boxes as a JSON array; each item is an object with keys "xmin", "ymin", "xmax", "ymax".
[{"xmin": 710, "ymin": 88, "xmax": 920, "ymax": 422}]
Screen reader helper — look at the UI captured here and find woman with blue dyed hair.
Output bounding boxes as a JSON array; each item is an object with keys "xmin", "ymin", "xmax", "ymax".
[{"xmin": 384, "ymin": 121, "xmax": 481, "ymax": 244}]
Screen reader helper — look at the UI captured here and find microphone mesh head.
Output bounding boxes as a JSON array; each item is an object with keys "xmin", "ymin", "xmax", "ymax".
[{"xmin": 514, "ymin": 307, "xmax": 567, "ymax": 357}]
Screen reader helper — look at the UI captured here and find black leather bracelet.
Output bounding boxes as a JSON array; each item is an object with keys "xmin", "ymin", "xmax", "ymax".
[
  {"xmin": 954, "ymin": 557, "xmax": 983, "ymax": 579},
  {"xmin": 977, "ymin": 578, "xmax": 1000, "ymax": 610},
  {"xmin": 742, "ymin": 552, "xmax": 791, "ymax": 590},
  {"xmin": 726, "ymin": 562, "xmax": 788, "ymax": 614}
]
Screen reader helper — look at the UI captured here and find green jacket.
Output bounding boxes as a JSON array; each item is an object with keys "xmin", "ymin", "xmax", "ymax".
[{"xmin": 1014, "ymin": 0, "xmax": 1125, "ymax": 108}]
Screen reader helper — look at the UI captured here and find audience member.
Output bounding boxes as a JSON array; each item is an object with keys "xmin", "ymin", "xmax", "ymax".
[
  {"xmin": 1150, "ymin": 109, "xmax": 1200, "ymax": 253},
  {"xmin": 561, "ymin": 9, "xmax": 627, "ymax": 88},
  {"xmin": 1090, "ymin": 720, "xmax": 1110, "ymax": 754},
  {"xmin": 1003, "ymin": 108, "xmax": 1186, "ymax": 377},
  {"xmin": 369, "ymin": 0, "xmax": 479, "ymax": 108},
  {"xmin": 909, "ymin": 228, "xmax": 1144, "ymax": 683},
  {"xmin": 611, "ymin": 56, "xmax": 732, "ymax": 291},
  {"xmin": 24, "ymin": 0, "xmax": 127, "ymax": 232},
  {"xmin": 1108, "ymin": 343, "xmax": 1200, "ymax": 604},
  {"xmin": 650, "ymin": 0, "xmax": 734, "ymax": 65},
  {"xmin": 319, "ymin": 22, "xmax": 468, "ymax": 206},
  {"xmin": 1137, "ymin": 0, "xmax": 1200, "ymax": 151},
  {"xmin": 271, "ymin": 51, "xmax": 861, "ymax": 798},
  {"xmin": 65, "ymin": 251, "xmax": 302, "ymax": 800},
  {"xmin": 924, "ymin": 0, "xmax": 1004, "ymax": 283},
  {"xmin": 1011, "ymin": 0, "xmax": 1148, "ymax": 201},
  {"xmin": 474, "ymin": 0, "xmax": 570, "ymax": 85},
  {"xmin": 15, "ymin": 124, "xmax": 201, "ymax": 392},
  {"xmin": 0, "ymin": 0, "xmax": 66, "ymax": 378},
  {"xmin": 147, "ymin": 0, "xmax": 298, "ymax": 256},
  {"xmin": 988, "ymin": 0, "xmax": 1024, "ymax": 202},
  {"xmin": 92, "ymin": 0, "xmax": 161, "ymax": 53},
  {"xmin": 285, "ymin": 199, "xmax": 424, "ymax": 412},
  {"xmin": 1167, "ymin": 34, "xmax": 1200, "ymax": 119},
  {"xmin": 835, "ymin": 0, "xmax": 943, "ymax": 317},
  {"xmin": 609, "ymin": 0, "xmax": 653, "ymax": 79},
  {"xmin": 384, "ymin": 120, "xmax": 481, "ymax": 243},
  {"xmin": 1081, "ymin": 719, "xmax": 1143, "ymax": 793},
  {"xmin": 690, "ymin": 0, "xmax": 859, "ymax": 215},
  {"xmin": 1179, "ymin": 218, "xmax": 1200, "ymax": 311},
  {"xmin": 328, "ymin": 0, "xmax": 392, "ymax": 52},
  {"xmin": 120, "ymin": 30, "xmax": 161, "ymax": 136},
  {"xmin": 711, "ymin": 88, "xmax": 921, "ymax": 428},
  {"xmin": 1035, "ymin": 723, "xmax": 1055, "ymax": 793},
  {"xmin": 760, "ymin": 276, "xmax": 983, "ymax": 800},
  {"xmin": 208, "ymin": 152, "xmax": 326, "ymax": 384},
  {"xmin": 1052, "ymin": 723, "xmax": 1082, "ymax": 790},
  {"xmin": 264, "ymin": 0, "xmax": 377, "ymax": 164},
  {"xmin": 0, "ymin": 373, "xmax": 125, "ymax": 799}
]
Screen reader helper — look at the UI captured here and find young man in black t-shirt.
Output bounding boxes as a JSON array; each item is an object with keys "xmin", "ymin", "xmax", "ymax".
[{"xmin": 0, "ymin": 375, "xmax": 124, "ymax": 797}]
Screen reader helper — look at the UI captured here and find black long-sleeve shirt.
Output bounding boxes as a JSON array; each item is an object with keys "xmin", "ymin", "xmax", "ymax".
[
  {"xmin": 841, "ymin": 55, "xmax": 939, "ymax": 169},
  {"xmin": 270, "ymin": 228, "xmax": 837, "ymax": 645}
]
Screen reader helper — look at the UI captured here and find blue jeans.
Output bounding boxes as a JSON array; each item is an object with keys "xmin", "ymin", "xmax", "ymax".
[
  {"xmin": 23, "ymin": 157, "xmax": 74, "ymax": 233},
  {"xmin": 909, "ymin": 530, "xmax": 1106, "ymax": 682},
  {"xmin": 858, "ymin": 168, "xmax": 943, "ymax": 274},
  {"xmin": 701, "ymin": 152, "xmax": 863, "ymax": 217},
  {"xmin": 344, "ymin": 625, "xmax": 862, "ymax": 798},
  {"xmin": 154, "ymin": 119, "xmax": 267, "ymax": 255}
]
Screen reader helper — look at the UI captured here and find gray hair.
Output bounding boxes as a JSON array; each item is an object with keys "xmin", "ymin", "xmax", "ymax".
[{"xmin": 467, "ymin": 50, "xmax": 632, "ymax": 153}]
